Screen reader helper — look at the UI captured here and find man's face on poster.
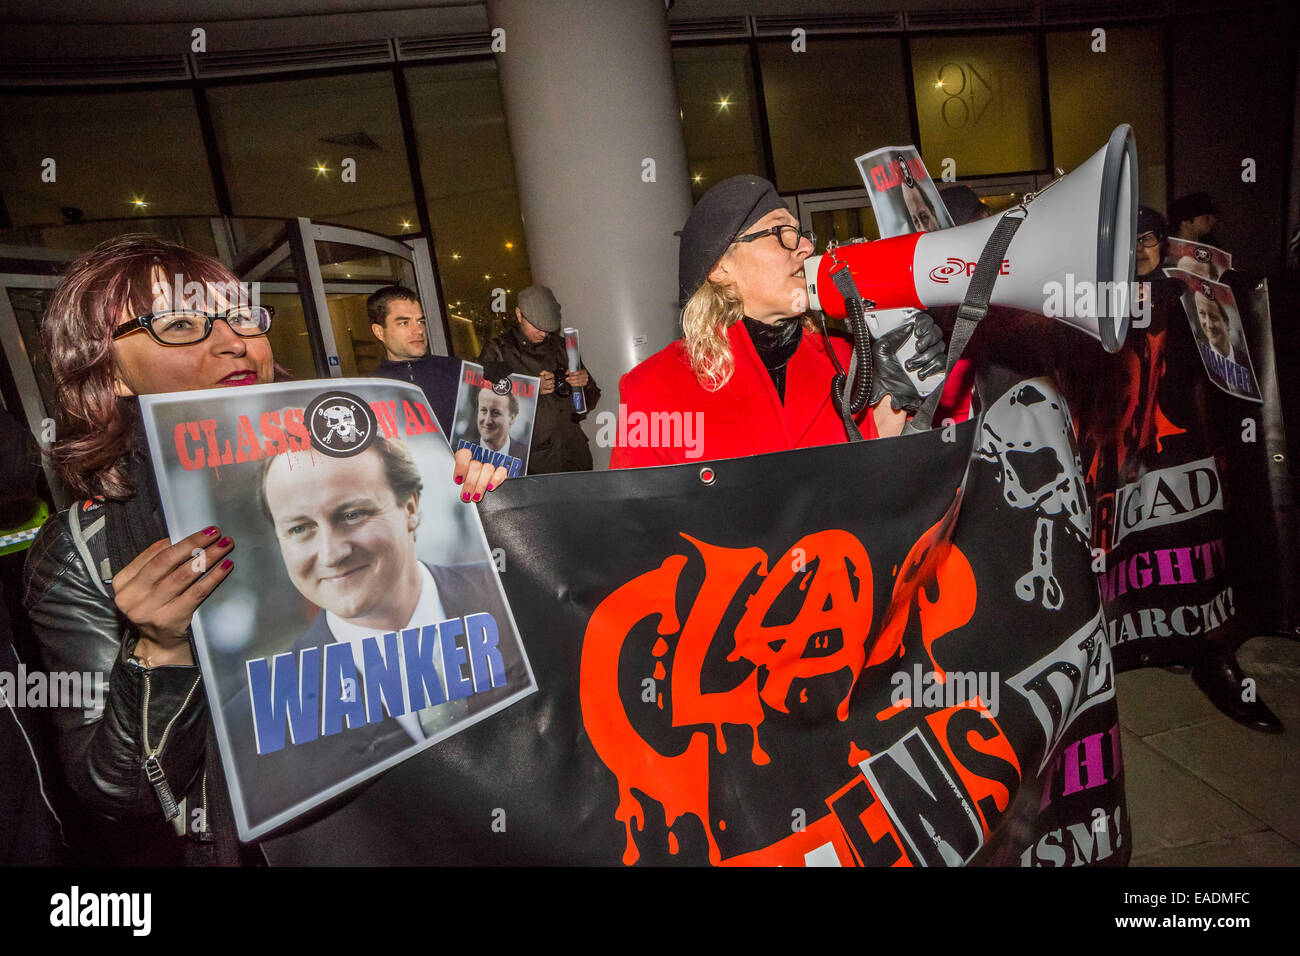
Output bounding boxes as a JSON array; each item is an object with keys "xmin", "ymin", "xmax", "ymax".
[
  {"xmin": 477, "ymin": 389, "xmax": 515, "ymax": 449},
  {"xmin": 1195, "ymin": 292, "xmax": 1230, "ymax": 357},
  {"xmin": 903, "ymin": 184, "xmax": 938, "ymax": 233},
  {"xmin": 263, "ymin": 447, "xmax": 420, "ymax": 627}
]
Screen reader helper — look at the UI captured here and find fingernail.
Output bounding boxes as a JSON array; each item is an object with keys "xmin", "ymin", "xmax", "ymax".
[
  {"xmin": 203, "ymin": 526, "xmax": 218, "ymax": 535},
  {"xmin": 220, "ymin": 559, "xmax": 233, "ymax": 570},
  {"xmin": 454, "ymin": 475, "xmax": 463, "ymax": 484},
  {"xmin": 461, "ymin": 493, "xmax": 471, "ymax": 503},
  {"xmin": 473, "ymin": 493, "xmax": 481, "ymax": 501},
  {"xmin": 217, "ymin": 537, "xmax": 231, "ymax": 547},
  {"xmin": 486, "ymin": 483, "xmax": 494, "ymax": 492}
]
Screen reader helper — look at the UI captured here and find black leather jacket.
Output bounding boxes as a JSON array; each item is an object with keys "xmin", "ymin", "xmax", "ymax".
[
  {"xmin": 21, "ymin": 509, "xmax": 208, "ymax": 822},
  {"xmin": 478, "ymin": 326, "xmax": 600, "ymax": 474}
]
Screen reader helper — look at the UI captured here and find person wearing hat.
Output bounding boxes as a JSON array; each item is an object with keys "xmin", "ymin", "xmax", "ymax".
[
  {"xmin": 1167, "ymin": 192, "xmax": 1220, "ymax": 245},
  {"xmin": 476, "ymin": 284, "xmax": 600, "ymax": 474},
  {"xmin": 610, "ymin": 175, "xmax": 946, "ymax": 468}
]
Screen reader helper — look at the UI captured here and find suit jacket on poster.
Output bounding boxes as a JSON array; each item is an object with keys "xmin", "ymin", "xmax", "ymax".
[
  {"xmin": 224, "ymin": 561, "xmax": 518, "ymax": 830},
  {"xmin": 611, "ymin": 321, "xmax": 877, "ymax": 469}
]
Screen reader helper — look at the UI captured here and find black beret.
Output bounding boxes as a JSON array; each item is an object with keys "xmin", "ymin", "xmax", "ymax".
[
  {"xmin": 677, "ymin": 175, "xmax": 785, "ymax": 304},
  {"xmin": 1168, "ymin": 191, "xmax": 1219, "ymax": 225},
  {"xmin": 1137, "ymin": 205, "xmax": 1166, "ymax": 239}
]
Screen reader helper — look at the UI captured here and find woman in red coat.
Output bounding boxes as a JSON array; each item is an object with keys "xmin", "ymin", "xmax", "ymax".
[{"xmin": 611, "ymin": 175, "xmax": 946, "ymax": 469}]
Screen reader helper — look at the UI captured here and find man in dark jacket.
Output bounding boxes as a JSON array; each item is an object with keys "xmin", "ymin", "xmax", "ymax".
[
  {"xmin": 368, "ymin": 286, "xmax": 460, "ymax": 433},
  {"xmin": 477, "ymin": 286, "xmax": 600, "ymax": 474}
]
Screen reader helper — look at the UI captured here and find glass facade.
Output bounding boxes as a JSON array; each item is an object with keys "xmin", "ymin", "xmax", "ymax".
[
  {"xmin": 0, "ymin": 22, "xmax": 1192, "ymax": 350},
  {"xmin": 206, "ymin": 72, "xmax": 418, "ymax": 237},
  {"xmin": 406, "ymin": 60, "xmax": 531, "ymax": 357},
  {"xmin": 1046, "ymin": 24, "xmax": 1167, "ymax": 210},
  {"xmin": 0, "ymin": 87, "xmax": 218, "ymax": 229},
  {"xmin": 909, "ymin": 32, "xmax": 1048, "ymax": 178},
  {"xmin": 673, "ymin": 44, "xmax": 766, "ymax": 201},
  {"xmin": 757, "ymin": 36, "xmax": 912, "ymax": 193}
]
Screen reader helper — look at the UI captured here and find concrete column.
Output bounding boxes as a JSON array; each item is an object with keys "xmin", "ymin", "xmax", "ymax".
[{"xmin": 486, "ymin": 0, "xmax": 693, "ymax": 469}]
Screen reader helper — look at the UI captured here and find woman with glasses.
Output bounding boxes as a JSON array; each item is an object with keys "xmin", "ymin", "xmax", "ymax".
[
  {"xmin": 611, "ymin": 175, "xmax": 946, "ymax": 468},
  {"xmin": 22, "ymin": 235, "xmax": 287, "ymax": 863}
]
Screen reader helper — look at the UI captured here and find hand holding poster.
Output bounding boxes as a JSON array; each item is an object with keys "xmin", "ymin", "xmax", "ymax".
[
  {"xmin": 1164, "ymin": 237, "xmax": 1231, "ymax": 281},
  {"xmin": 1163, "ymin": 269, "xmax": 1261, "ymax": 402},
  {"xmin": 855, "ymin": 145, "xmax": 954, "ymax": 239},
  {"xmin": 452, "ymin": 361, "xmax": 540, "ymax": 477},
  {"xmin": 138, "ymin": 379, "xmax": 536, "ymax": 841}
]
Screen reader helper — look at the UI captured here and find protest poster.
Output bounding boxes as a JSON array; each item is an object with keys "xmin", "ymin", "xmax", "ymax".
[
  {"xmin": 855, "ymin": 145, "xmax": 955, "ymax": 239},
  {"xmin": 255, "ymin": 370, "xmax": 1128, "ymax": 867},
  {"xmin": 1163, "ymin": 270, "xmax": 1261, "ymax": 402},
  {"xmin": 450, "ymin": 361, "xmax": 540, "ymax": 477},
  {"xmin": 1164, "ymin": 237, "xmax": 1231, "ymax": 282},
  {"xmin": 138, "ymin": 379, "xmax": 536, "ymax": 841}
]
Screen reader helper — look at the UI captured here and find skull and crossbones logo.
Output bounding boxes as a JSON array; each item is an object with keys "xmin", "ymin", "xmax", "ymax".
[
  {"xmin": 978, "ymin": 379, "xmax": 1091, "ymax": 610},
  {"xmin": 317, "ymin": 403, "xmax": 360, "ymax": 446}
]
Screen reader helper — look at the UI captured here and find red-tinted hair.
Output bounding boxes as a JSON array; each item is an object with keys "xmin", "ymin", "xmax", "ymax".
[{"xmin": 43, "ymin": 234, "xmax": 247, "ymax": 500}]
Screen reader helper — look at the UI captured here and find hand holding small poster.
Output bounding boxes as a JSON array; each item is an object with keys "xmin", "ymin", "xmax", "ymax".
[
  {"xmin": 452, "ymin": 361, "xmax": 541, "ymax": 477},
  {"xmin": 138, "ymin": 379, "xmax": 536, "ymax": 841},
  {"xmin": 1165, "ymin": 237, "xmax": 1231, "ymax": 282},
  {"xmin": 854, "ymin": 145, "xmax": 954, "ymax": 239}
]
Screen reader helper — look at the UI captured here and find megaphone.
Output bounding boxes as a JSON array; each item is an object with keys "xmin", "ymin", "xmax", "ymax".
[{"xmin": 807, "ymin": 125, "xmax": 1139, "ymax": 397}]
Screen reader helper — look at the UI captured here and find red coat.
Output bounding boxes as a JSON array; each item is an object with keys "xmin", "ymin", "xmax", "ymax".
[{"xmin": 610, "ymin": 321, "xmax": 877, "ymax": 469}]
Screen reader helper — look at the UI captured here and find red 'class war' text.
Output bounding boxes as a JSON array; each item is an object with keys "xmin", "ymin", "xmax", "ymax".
[{"xmin": 173, "ymin": 399, "xmax": 440, "ymax": 471}]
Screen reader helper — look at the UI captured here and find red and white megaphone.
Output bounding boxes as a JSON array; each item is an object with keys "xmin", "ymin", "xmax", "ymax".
[{"xmin": 807, "ymin": 125, "xmax": 1139, "ymax": 395}]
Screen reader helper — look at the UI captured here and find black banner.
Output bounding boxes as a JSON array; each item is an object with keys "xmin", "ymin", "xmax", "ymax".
[{"xmin": 258, "ymin": 374, "xmax": 1127, "ymax": 866}]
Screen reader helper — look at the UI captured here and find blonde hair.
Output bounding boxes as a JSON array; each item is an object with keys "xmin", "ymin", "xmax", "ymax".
[
  {"xmin": 681, "ymin": 277, "xmax": 746, "ymax": 391},
  {"xmin": 681, "ymin": 271, "xmax": 817, "ymax": 392}
]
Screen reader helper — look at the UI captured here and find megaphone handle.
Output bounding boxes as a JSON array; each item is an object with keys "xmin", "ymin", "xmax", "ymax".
[
  {"xmin": 827, "ymin": 265, "xmax": 875, "ymax": 415},
  {"xmin": 905, "ymin": 213, "xmax": 1026, "ymax": 434},
  {"xmin": 818, "ymin": 313, "xmax": 866, "ymax": 443}
]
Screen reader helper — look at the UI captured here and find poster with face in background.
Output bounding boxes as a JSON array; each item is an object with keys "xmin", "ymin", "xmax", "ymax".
[
  {"xmin": 855, "ymin": 145, "xmax": 955, "ymax": 239},
  {"xmin": 1165, "ymin": 237, "xmax": 1232, "ymax": 282},
  {"xmin": 1163, "ymin": 269, "xmax": 1261, "ymax": 402},
  {"xmin": 451, "ymin": 361, "xmax": 540, "ymax": 478},
  {"xmin": 138, "ymin": 379, "xmax": 536, "ymax": 841}
]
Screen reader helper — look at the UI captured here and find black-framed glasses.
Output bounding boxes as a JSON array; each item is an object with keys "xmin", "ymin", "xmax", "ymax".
[
  {"xmin": 733, "ymin": 224, "xmax": 816, "ymax": 252},
  {"xmin": 1136, "ymin": 231, "xmax": 1162, "ymax": 249},
  {"xmin": 112, "ymin": 305, "xmax": 274, "ymax": 346}
]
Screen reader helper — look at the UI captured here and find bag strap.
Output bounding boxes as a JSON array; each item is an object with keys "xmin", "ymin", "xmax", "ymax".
[
  {"xmin": 904, "ymin": 213, "xmax": 1025, "ymax": 434},
  {"xmin": 66, "ymin": 501, "xmax": 113, "ymax": 597}
]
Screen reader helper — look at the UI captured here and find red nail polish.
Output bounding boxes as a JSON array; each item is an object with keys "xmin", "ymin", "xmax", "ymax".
[
  {"xmin": 220, "ymin": 559, "xmax": 233, "ymax": 570},
  {"xmin": 473, "ymin": 493, "xmax": 481, "ymax": 501},
  {"xmin": 486, "ymin": 484, "xmax": 494, "ymax": 492},
  {"xmin": 454, "ymin": 475, "xmax": 464, "ymax": 484},
  {"xmin": 461, "ymin": 493, "xmax": 471, "ymax": 503},
  {"xmin": 203, "ymin": 526, "xmax": 218, "ymax": 535},
  {"xmin": 217, "ymin": 537, "xmax": 231, "ymax": 548}
]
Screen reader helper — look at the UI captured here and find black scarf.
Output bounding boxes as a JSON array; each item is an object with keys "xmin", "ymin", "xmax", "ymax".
[{"xmin": 742, "ymin": 316, "xmax": 803, "ymax": 403}]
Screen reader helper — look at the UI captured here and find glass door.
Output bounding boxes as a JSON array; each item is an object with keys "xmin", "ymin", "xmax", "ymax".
[
  {"xmin": 236, "ymin": 219, "xmax": 448, "ymax": 380},
  {"xmin": 0, "ymin": 249, "xmax": 74, "ymax": 505}
]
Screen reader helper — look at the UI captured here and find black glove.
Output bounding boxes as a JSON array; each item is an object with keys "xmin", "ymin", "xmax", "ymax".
[{"xmin": 868, "ymin": 312, "xmax": 947, "ymax": 414}]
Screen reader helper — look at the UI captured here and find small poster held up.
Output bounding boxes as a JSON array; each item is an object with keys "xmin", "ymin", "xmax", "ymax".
[
  {"xmin": 854, "ymin": 145, "xmax": 954, "ymax": 239},
  {"xmin": 451, "ymin": 361, "xmax": 540, "ymax": 477},
  {"xmin": 1165, "ymin": 238, "xmax": 1231, "ymax": 282},
  {"xmin": 1164, "ymin": 269, "xmax": 1261, "ymax": 403},
  {"xmin": 138, "ymin": 379, "xmax": 537, "ymax": 841}
]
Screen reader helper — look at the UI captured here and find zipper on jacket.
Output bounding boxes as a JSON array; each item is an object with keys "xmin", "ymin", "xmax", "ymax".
[{"xmin": 138, "ymin": 666, "xmax": 202, "ymax": 822}]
